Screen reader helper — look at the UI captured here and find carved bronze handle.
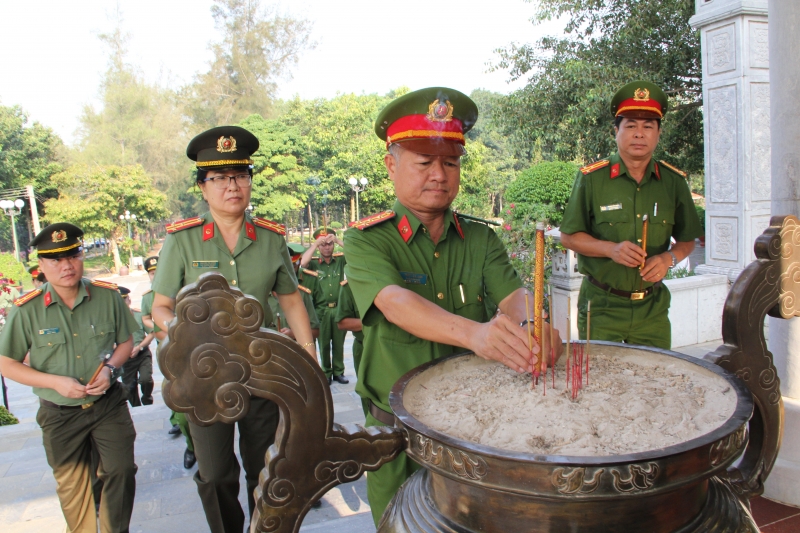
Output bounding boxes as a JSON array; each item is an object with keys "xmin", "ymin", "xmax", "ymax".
[
  {"xmin": 704, "ymin": 215, "xmax": 789, "ymax": 500},
  {"xmin": 158, "ymin": 273, "xmax": 405, "ymax": 533}
]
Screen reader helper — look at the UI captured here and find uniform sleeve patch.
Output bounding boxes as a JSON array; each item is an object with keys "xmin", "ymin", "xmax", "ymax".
[
  {"xmin": 351, "ymin": 210, "xmax": 395, "ymax": 230},
  {"xmin": 91, "ymin": 280, "xmax": 119, "ymax": 291},
  {"xmin": 659, "ymin": 160, "xmax": 688, "ymax": 178},
  {"xmin": 580, "ymin": 160, "xmax": 610, "ymax": 175},
  {"xmin": 14, "ymin": 289, "xmax": 42, "ymax": 307},
  {"xmin": 252, "ymin": 217, "xmax": 286, "ymax": 235},
  {"xmin": 298, "ymin": 284, "xmax": 311, "ymax": 294},
  {"xmin": 166, "ymin": 216, "xmax": 204, "ymax": 234}
]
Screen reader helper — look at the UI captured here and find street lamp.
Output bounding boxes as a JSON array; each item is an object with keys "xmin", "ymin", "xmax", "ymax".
[
  {"xmin": 0, "ymin": 199, "xmax": 25, "ymax": 261},
  {"xmin": 118, "ymin": 211, "xmax": 138, "ymax": 265},
  {"xmin": 348, "ymin": 177, "xmax": 369, "ymax": 220}
]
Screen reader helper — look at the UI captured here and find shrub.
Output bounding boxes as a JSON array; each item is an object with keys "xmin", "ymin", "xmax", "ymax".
[
  {"xmin": 505, "ymin": 161, "xmax": 578, "ymax": 226},
  {"xmin": 0, "ymin": 405, "xmax": 19, "ymax": 426},
  {"xmin": 695, "ymin": 204, "xmax": 706, "ymax": 232}
]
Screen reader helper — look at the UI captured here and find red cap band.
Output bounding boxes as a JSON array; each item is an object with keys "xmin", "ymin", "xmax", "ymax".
[{"xmin": 386, "ymin": 114, "xmax": 465, "ymax": 148}]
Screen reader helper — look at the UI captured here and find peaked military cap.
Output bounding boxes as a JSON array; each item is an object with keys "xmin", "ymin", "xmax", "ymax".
[
  {"xmin": 118, "ymin": 286, "xmax": 131, "ymax": 296},
  {"xmin": 144, "ymin": 256, "xmax": 158, "ymax": 272},
  {"xmin": 186, "ymin": 126, "xmax": 259, "ymax": 169},
  {"xmin": 287, "ymin": 242, "xmax": 305, "ymax": 262},
  {"xmin": 611, "ymin": 81, "xmax": 668, "ymax": 119},
  {"xmin": 30, "ymin": 222, "xmax": 84, "ymax": 258},
  {"xmin": 313, "ymin": 228, "xmax": 335, "ymax": 239},
  {"xmin": 375, "ymin": 87, "xmax": 478, "ymax": 156},
  {"xmin": 28, "ymin": 264, "xmax": 40, "ymax": 278}
]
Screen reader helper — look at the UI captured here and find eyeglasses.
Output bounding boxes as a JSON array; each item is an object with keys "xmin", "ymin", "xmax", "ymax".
[{"xmin": 203, "ymin": 173, "xmax": 252, "ymax": 189}]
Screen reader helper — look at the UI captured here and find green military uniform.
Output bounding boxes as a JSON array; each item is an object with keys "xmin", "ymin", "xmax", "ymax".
[
  {"xmin": 121, "ymin": 308, "xmax": 154, "ymax": 406},
  {"xmin": 560, "ymin": 153, "xmax": 701, "ymax": 348},
  {"xmin": 267, "ymin": 285, "xmax": 319, "ymax": 331},
  {"xmin": 309, "ymin": 253, "xmax": 348, "ymax": 379},
  {"xmin": 334, "ymin": 280, "xmax": 367, "ymax": 415},
  {"xmin": 344, "ymin": 201, "xmax": 523, "ymax": 523},
  {"xmin": 0, "ymin": 278, "xmax": 139, "ymax": 533},
  {"xmin": 152, "ymin": 211, "xmax": 297, "ymax": 533}
]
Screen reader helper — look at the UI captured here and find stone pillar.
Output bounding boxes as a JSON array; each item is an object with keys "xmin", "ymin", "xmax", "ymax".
[
  {"xmin": 545, "ymin": 228, "xmax": 581, "ymax": 341},
  {"xmin": 690, "ymin": 0, "xmax": 771, "ymax": 282},
  {"xmin": 765, "ymin": 0, "xmax": 800, "ymax": 507}
]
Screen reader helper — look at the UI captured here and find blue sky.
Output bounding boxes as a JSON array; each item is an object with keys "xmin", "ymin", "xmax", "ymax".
[{"xmin": 0, "ymin": 0, "xmax": 562, "ymax": 144}]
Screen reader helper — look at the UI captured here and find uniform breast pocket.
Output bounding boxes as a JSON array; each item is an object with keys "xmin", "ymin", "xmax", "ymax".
[
  {"xmin": 88, "ymin": 322, "xmax": 116, "ymax": 351},
  {"xmin": 648, "ymin": 208, "xmax": 676, "ymax": 248},
  {"xmin": 450, "ymin": 282, "xmax": 485, "ymax": 322},
  {"xmin": 594, "ymin": 208, "xmax": 631, "ymax": 243},
  {"xmin": 32, "ymin": 331, "xmax": 67, "ymax": 370}
]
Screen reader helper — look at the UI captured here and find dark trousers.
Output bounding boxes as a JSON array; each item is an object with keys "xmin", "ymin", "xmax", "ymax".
[
  {"xmin": 37, "ymin": 384, "xmax": 137, "ymax": 533},
  {"xmin": 577, "ymin": 277, "xmax": 672, "ymax": 349},
  {"xmin": 121, "ymin": 350, "xmax": 153, "ymax": 406},
  {"xmin": 188, "ymin": 396, "xmax": 279, "ymax": 533},
  {"xmin": 317, "ymin": 308, "xmax": 346, "ymax": 377}
]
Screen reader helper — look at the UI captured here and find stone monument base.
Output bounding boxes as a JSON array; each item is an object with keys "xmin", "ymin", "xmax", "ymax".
[{"xmin": 764, "ymin": 397, "xmax": 800, "ymax": 506}]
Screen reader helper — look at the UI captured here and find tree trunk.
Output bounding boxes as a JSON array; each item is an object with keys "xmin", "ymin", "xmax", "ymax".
[{"xmin": 111, "ymin": 238, "xmax": 123, "ymax": 273}]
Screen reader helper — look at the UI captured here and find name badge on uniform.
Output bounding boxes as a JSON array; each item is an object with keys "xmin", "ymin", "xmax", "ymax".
[
  {"xmin": 600, "ymin": 203, "xmax": 623, "ymax": 212},
  {"xmin": 192, "ymin": 261, "xmax": 219, "ymax": 268},
  {"xmin": 38, "ymin": 328, "xmax": 60, "ymax": 335},
  {"xmin": 399, "ymin": 271, "xmax": 428, "ymax": 285}
]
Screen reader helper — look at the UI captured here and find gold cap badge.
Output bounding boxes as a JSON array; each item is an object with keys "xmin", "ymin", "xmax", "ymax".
[
  {"xmin": 52, "ymin": 230, "xmax": 67, "ymax": 243},
  {"xmin": 427, "ymin": 99, "xmax": 454, "ymax": 122},
  {"xmin": 633, "ymin": 88, "xmax": 650, "ymax": 102},
  {"xmin": 216, "ymin": 136, "xmax": 237, "ymax": 153}
]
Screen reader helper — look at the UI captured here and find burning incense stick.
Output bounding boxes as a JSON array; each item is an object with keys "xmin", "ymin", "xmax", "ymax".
[
  {"xmin": 525, "ymin": 290, "xmax": 534, "ymax": 388},
  {"xmin": 586, "ymin": 301, "xmax": 591, "ymax": 386},
  {"xmin": 640, "ymin": 214, "xmax": 649, "ymax": 269},
  {"xmin": 533, "ymin": 222, "xmax": 545, "ymax": 378},
  {"xmin": 88, "ymin": 352, "xmax": 112, "ymax": 387},
  {"xmin": 566, "ymin": 296, "xmax": 571, "ymax": 391},
  {"xmin": 548, "ymin": 289, "xmax": 556, "ymax": 389}
]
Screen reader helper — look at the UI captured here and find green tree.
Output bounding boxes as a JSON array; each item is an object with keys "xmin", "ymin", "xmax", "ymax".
[
  {"xmin": 186, "ymin": 0, "xmax": 313, "ymax": 128},
  {"xmin": 43, "ymin": 164, "xmax": 170, "ymax": 273},
  {"xmin": 73, "ymin": 26, "xmax": 191, "ymax": 217},
  {"xmin": 505, "ymin": 161, "xmax": 578, "ymax": 226},
  {"xmin": 493, "ymin": 0, "xmax": 702, "ymax": 174}
]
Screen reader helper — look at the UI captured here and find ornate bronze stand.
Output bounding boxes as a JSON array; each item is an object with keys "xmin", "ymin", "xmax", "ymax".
[{"xmin": 160, "ymin": 216, "xmax": 795, "ymax": 533}]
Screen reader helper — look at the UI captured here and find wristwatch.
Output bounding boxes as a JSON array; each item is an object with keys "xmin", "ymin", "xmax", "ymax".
[
  {"xmin": 668, "ymin": 251, "xmax": 677, "ymax": 268},
  {"xmin": 104, "ymin": 362, "xmax": 119, "ymax": 379}
]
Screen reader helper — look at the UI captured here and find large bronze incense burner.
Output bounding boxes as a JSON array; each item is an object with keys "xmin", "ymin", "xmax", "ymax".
[{"xmin": 159, "ymin": 216, "xmax": 797, "ymax": 532}]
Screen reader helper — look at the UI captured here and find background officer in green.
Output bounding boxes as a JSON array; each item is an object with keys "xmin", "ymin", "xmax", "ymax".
[
  {"xmin": 303, "ymin": 228, "xmax": 348, "ymax": 384},
  {"xmin": 150, "ymin": 126, "xmax": 315, "ymax": 533},
  {"xmin": 335, "ymin": 278, "xmax": 366, "ymax": 415},
  {"xmin": 0, "ymin": 222, "xmax": 139, "ymax": 533},
  {"xmin": 268, "ymin": 242, "xmax": 320, "ymax": 340},
  {"xmin": 118, "ymin": 285, "xmax": 155, "ymax": 407},
  {"xmin": 140, "ymin": 256, "xmax": 195, "ymax": 468},
  {"xmin": 560, "ymin": 81, "xmax": 702, "ymax": 349},
  {"xmin": 344, "ymin": 87, "xmax": 563, "ymax": 524}
]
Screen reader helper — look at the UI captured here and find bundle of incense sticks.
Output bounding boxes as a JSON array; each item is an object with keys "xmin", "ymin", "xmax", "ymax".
[
  {"xmin": 567, "ymin": 342, "xmax": 586, "ymax": 400},
  {"xmin": 533, "ymin": 223, "xmax": 545, "ymax": 382}
]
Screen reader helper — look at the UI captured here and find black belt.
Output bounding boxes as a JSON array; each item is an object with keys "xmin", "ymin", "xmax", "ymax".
[
  {"xmin": 40, "ymin": 382, "xmax": 117, "ymax": 410},
  {"xmin": 369, "ymin": 400, "xmax": 396, "ymax": 426},
  {"xmin": 587, "ymin": 276, "xmax": 661, "ymax": 301}
]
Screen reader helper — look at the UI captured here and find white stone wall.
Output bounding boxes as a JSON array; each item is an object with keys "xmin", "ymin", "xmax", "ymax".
[{"xmin": 664, "ymin": 275, "xmax": 729, "ymax": 347}]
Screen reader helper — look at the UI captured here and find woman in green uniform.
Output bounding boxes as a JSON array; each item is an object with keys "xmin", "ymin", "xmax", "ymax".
[{"xmin": 150, "ymin": 126, "xmax": 316, "ymax": 533}]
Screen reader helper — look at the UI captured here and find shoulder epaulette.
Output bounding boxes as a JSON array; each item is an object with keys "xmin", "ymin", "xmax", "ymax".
[
  {"xmin": 340, "ymin": 279, "xmax": 348, "ymax": 286},
  {"xmin": 351, "ymin": 210, "xmax": 395, "ymax": 230},
  {"xmin": 14, "ymin": 289, "xmax": 42, "ymax": 307},
  {"xmin": 659, "ymin": 160, "xmax": 688, "ymax": 178},
  {"xmin": 298, "ymin": 284, "xmax": 311, "ymax": 294},
  {"xmin": 454, "ymin": 212, "xmax": 500, "ymax": 226},
  {"xmin": 580, "ymin": 160, "xmax": 610, "ymax": 175},
  {"xmin": 142, "ymin": 289, "xmax": 153, "ymax": 295},
  {"xmin": 166, "ymin": 216, "xmax": 204, "ymax": 234},
  {"xmin": 333, "ymin": 252, "xmax": 344, "ymax": 257},
  {"xmin": 252, "ymin": 217, "xmax": 286, "ymax": 235},
  {"xmin": 91, "ymin": 279, "xmax": 119, "ymax": 291},
  {"xmin": 302, "ymin": 268, "xmax": 318, "ymax": 277}
]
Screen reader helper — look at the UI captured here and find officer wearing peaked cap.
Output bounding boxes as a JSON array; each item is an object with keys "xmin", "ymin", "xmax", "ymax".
[
  {"xmin": 0, "ymin": 222, "xmax": 139, "ymax": 532},
  {"xmin": 343, "ymin": 87, "xmax": 563, "ymax": 524},
  {"xmin": 117, "ymin": 285, "xmax": 155, "ymax": 408},
  {"xmin": 560, "ymin": 81, "xmax": 702, "ymax": 349},
  {"xmin": 150, "ymin": 125, "xmax": 315, "ymax": 533}
]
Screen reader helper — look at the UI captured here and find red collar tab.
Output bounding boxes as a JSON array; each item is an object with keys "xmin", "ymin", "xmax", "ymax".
[
  {"xmin": 203, "ymin": 222, "xmax": 215, "ymax": 241},
  {"xmin": 397, "ymin": 215, "xmax": 413, "ymax": 243},
  {"xmin": 245, "ymin": 221, "xmax": 257, "ymax": 241},
  {"xmin": 44, "ymin": 291, "xmax": 53, "ymax": 307},
  {"xmin": 654, "ymin": 162, "xmax": 661, "ymax": 180},
  {"xmin": 610, "ymin": 163, "xmax": 621, "ymax": 179},
  {"xmin": 453, "ymin": 213, "xmax": 464, "ymax": 239}
]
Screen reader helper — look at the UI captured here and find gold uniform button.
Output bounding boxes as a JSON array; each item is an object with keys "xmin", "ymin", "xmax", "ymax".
[
  {"xmin": 637, "ymin": 239, "xmax": 642, "ymax": 243},
  {"xmin": 477, "ymin": 295, "xmax": 483, "ymax": 302},
  {"xmin": 437, "ymin": 292, "xmax": 444, "ymax": 300},
  {"xmin": 230, "ymin": 260, "xmax": 235, "ymax": 265},
  {"xmin": 48, "ymin": 342, "xmax": 52, "ymax": 346},
  {"xmin": 77, "ymin": 355, "xmax": 81, "ymax": 359},
  {"xmin": 232, "ymin": 280, "xmax": 237, "ymax": 285},
  {"xmin": 434, "ymin": 252, "xmax": 440, "ymax": 258},
  {"xmin": 637, "ymin": 214, "xmax": 641, "ymax": 218},
  {"xmin": 637, "ymin": 187, "xmax": 640, "ymax": 191},
  {"xmin": 73, "ymin": 333, "xmax": 78, "ymax": 337}
]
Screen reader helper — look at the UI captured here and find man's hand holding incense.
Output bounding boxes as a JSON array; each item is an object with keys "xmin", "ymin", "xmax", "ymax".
[{"xmin": 467, "ymin": 314, "xmax": 538, "ymax": 374}]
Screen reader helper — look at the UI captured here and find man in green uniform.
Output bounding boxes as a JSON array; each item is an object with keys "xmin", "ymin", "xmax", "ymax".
[
  {"xmin": 0, "ymin": 222, "xmax": 139, "ymax": 533},
  {"xmin": 335, "ymin": 278, "xmax": 367, "ymax": 415},
  {"xmin": 118, "ymin": 286, "xmax": 155, "ymax": 407},
  {"xmin": 140, "ymin": 256, "xmax": 196, "ymax": 468},
  {"xmin": 151, "ymin": 126, "xmax": 314, "ymax": 533},
  {"xmin": 344, "ymin": 87, "xmax": 563, "ymax": 524},
  {"xmin": 303, "ymin": 229, "xmax": 348, "ymax": 384},
  {"xmin": 560, "ymin": 81, "xmax": 702, "ymax": 349},
  {"xmin": 268, "ymin": 242, "xmax": 320, "ymax": 339}
]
